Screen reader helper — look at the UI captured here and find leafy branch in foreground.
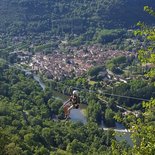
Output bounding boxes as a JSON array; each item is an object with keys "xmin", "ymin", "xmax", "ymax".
[
  {"xmin": 112, "ymin": 6, "xmax": 155, "ymax": 155},
  {"xmin": 131, "ymin": 6, "xmax": 155, "ymax": 155},
  {"xmin": 134, "ymin": 6, "xmax": 155, "ymax": 78}
]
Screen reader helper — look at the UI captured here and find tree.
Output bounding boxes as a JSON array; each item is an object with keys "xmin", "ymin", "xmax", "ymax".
[
  {"xmin": 48, "ymin": 99, "xmax": 63, "ymax": 115},
  {"xmin": 134, "ymin": 6, "xmax": 155, "ymax": 78},
  {"xmin": 87, "ymin": 100, "xmax": 102, "ymax": 124},
  {"xmin": 5, "ymin": 143, "xmax": 23, "ymax": 155},
  {"xmin": 34, "ymin": 146, "xmax": 50, "ymax": 155},
  {"xmin": 123, "ymin": 6, "xmax": 155, "ymax": 154},
  {"xmin": 112, "ymin": 7, "xmax": 155, "ymax": 154},
  {"xmin": 0, "ymin": 130, "xmax": 10, "ymax": 155},
  {"xmin": 66, "ymin": 139, "xmax": 86, "ymax": 154},
  {"xmin": 88, "ymin": 65, "xmax": 105, "ymax": 77},
  {"xmin": 104, "ymin": 108, "xmax": 115, "ymax": 127}
]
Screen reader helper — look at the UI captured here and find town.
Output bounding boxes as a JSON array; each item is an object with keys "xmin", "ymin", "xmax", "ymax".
[{"xmin": 25, "ymin": 45, "xmax": 132, "ymax": 80}]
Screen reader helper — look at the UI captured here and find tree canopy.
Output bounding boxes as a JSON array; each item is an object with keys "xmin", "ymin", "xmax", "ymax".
[{"xmin": 0, "ymin": 0, "xmax": 155, "ymax": 36}]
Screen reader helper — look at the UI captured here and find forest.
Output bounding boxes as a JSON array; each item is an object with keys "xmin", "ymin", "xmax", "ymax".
[
  {"xmin": 0, "ymin": 59, "xmax": 125, "ymax": 155},
  {"xmin": 0, "ymin": 43, "xmax": 155, "ymax": 154},
  {"xmin": 0, "ymin": 0, "xmax": 155, "ymax": 58},
  {"xmin": 0, "ymin": 1, "xmax": 155, "ymax": 155},
  {"xmin": 0, "ymin": 51, "xmax": 155, "ymax": 154},
  {"xmin": 0, "ymin": 0, "xmax": 155, "ymax": 35}
]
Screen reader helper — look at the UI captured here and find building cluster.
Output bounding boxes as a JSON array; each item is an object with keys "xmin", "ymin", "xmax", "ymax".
[{"xmin": 29, "ymin": 45, "xmax": 131, "ymax": 80}]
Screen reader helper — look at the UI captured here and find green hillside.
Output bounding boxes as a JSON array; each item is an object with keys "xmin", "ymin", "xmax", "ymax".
[
  {"xmin": 0, "ymin": 0, "xmax": 155, "ymax": 35},
  {"xmin": 0, "ymin": 2, "xmax": 155, "ymax": 154}
]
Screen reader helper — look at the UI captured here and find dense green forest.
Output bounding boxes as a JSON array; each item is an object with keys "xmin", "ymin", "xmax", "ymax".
[
  {"xmin": 0, "ymin": 0, "xmax": 155, "ymax": 57},
  {"xmin": 0, "ymin": 0, "xmax": 155, "ymax": 35},
  {"xmin": 0, "ymin": 60, "xmax": 124, "ymax": 155},
  {"xmin": 0, "ymin": 1, "xmax": 155, "ymax": 154},
  {"xmin": 0, "ymin": 58, "xmax": 154, "ymax": 154}
]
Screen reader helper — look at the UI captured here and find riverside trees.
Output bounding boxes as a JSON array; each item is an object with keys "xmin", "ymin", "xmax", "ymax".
[{"xmin": 0, "ymin": 62, "xmax": 117, "ymax": 154}]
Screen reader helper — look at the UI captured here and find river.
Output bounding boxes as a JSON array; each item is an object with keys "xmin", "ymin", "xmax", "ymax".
[
  {"xmin": 17, "ymin": 65, "xmax": 132, "ymax": 146},
  {"xmin": 33, "ymin": 75, "xmax": 46, "ymax": 91},
  {"xmin": 32, "ymin": 72, "xmax": 132, "ymax": 146}
]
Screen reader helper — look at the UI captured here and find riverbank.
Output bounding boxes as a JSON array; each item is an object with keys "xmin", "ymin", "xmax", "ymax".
[{"xmin": 15, "ymin": 64, "xmax": 132, "ymax": 145}]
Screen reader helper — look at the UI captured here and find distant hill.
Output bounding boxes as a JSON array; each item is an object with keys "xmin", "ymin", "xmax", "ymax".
[{"xmin": 0, "ymin": 0, "xmax": 155, "ymax": 36}]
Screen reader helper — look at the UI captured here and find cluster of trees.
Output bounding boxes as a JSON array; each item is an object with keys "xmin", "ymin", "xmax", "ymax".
[
  {"xmin": 0, "ymin": 60, "xmax": 122, "ymax": 154},
  {"xmin": 112, "ymin": 7, "xmax": 155, "ymax": 154},
  {"xmin": 106, "ymin": 56, "xmax": 127, "ymax": 74},
  {"xmin": 0, "ymin": 0, "xmax": 155, "ymax": 57},
  {"xmin": 44, "ymin": 59, "xmax": 155, "ymax": 125},
  {"xmin": 92, "ymin": 29, "xmax": 126, "ymax": 44},
  {"xmin": 45, "ymin": 77, "xmax": 117, "ymax": 127},
  {"xmin": 105, "ymin": 79, "xmax": 155, "ymax": 109},
  {"xmin": 0, "ymin": 2, "xmax": 155, "ymax": 154},
  {"xmin": 88, "ymin": 65, "xmax": 106, "ymax": 80},
  {"xmin": 1, "ymin": 0, "xmax": 155, "ymax": 35}
]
